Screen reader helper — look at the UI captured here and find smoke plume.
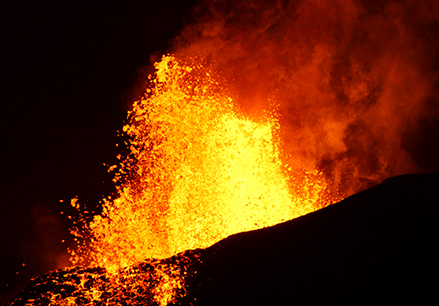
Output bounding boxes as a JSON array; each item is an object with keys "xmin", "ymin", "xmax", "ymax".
[{"xmin": 165, "ymin": 0, "xmax": 439, "ymax": 196}]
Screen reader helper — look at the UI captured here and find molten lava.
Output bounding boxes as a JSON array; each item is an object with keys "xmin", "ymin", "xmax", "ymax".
[
  {"xmin": 65, "ymin": 55, "xmax": 336, "ymax": 305},
  {"xmin": 8, "ymin": 0, "xmax": 439, "ymax": 305}
]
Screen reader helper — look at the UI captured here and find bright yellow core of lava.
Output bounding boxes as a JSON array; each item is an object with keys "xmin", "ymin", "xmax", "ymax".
[{"xmin": 72, "ymin": 55, "xmax": 329, "ymax": 274}]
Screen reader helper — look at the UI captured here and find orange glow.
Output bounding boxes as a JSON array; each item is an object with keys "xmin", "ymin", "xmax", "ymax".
[
  {"xmin": 13, "ymin": 254, "xmax": 194, "ymax": 305},
  {"xmin": 12, "ymin": 1, "xmax": 439, "ymax": 304},
  {"xmin": 74, "ymin": 55, "xmax": 333, "ymax": 268},
  {"xmin": 10, "ymin": 1, "xmax": 439, "ymax": 304},
  {"xmin": 65, "ymin": 55, "xmax": 337, "ymax": 304}
]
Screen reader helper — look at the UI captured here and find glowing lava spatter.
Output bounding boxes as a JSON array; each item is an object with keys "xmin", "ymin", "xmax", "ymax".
[
  {"xmin": 8, "ymin": 55, "xmax": 337, "ymax": 306},
  {"xmin": 66, "ymin": 55, "xmax": 336, "ymax": 304}
]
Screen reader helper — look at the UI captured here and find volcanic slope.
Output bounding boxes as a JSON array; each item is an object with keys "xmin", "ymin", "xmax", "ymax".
[
  {"xmin": 6, "ymin": 174, "xmax": 439, "ymax": 305},
  {"xmin": 175, "ymin": 173, "xmax": 439, "ymax": 306}
]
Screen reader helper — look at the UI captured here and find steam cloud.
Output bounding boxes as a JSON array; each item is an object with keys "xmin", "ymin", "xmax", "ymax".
[{"xmin": 162, "ymin": 0, "xmax": 439, "ymax": 196}]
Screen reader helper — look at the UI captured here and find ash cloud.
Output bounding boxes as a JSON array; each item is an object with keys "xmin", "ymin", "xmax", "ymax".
[{"xmin": 167, "ymin": 0, "xmax": 439, "ymax": 195}]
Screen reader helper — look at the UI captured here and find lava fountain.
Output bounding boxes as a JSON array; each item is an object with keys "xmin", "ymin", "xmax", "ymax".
[
  {"xmin": 9, "ymin": 0, "xmax": 439, "ymax": 305},
  {"xmin": 8, "ymin": 50, "xmax": 337, "ymax": 306},
  {"xmin": 65, "ymin": 55, "xmax": 336, "ymax": 305}
]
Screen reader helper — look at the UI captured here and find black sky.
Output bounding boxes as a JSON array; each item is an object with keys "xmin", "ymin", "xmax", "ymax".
[{"xmin": 1, "ymin": 0, "xmax": 198, "ymax": 301}]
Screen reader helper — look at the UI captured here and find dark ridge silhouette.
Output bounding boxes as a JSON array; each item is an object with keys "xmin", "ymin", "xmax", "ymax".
[
  {"xmin": 5, "ymin": 174, "xmax": 438, "ymax": 305},
  {"xmin": 174, "ymin": 173, "xmax": 439, "ymax": 305}
]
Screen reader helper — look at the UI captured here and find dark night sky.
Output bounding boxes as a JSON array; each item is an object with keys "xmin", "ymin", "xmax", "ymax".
[
  {"xmin": 1, "ymin": 0, "xmax": 198, "ymax": 300},
  {"xmin": 1, "ymin": 0, "xmax": 439, "ymax": 303}
]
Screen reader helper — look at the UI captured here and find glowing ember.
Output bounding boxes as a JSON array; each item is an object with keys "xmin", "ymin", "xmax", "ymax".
[{"xmin": 9, "ymin": 251, "xmax": 199, "ymax": 306}]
